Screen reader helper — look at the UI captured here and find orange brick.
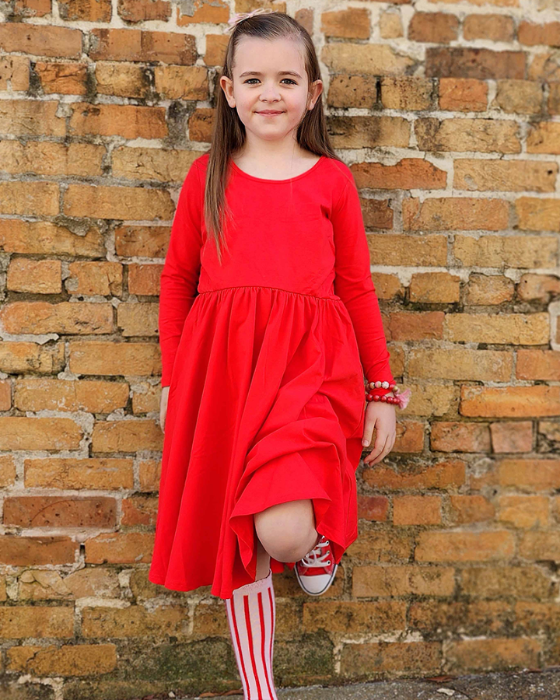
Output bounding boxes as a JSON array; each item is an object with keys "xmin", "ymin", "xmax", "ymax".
[
  {"xmin": 492, "ymin": 79, "xmax": 543, "ymax": 114},
  {"xmin": 490, "ymin": 421, "xmax": 533, "ymax": 453},
  {"xmin": 517, "ymin": 349, "xmax": 560, "ymax": 381},
  {"xmin": 0, "ymin": 56, "xmax": 31, "ymax": 91},
  {"xmin": 321, "ymin": 8, "xmax": 371, "ymax": 39},
  {"xmin": 114, "ymin": 225, "xmax": 169, "ymax": 257},
  {"xmin": 64, "ymin": 184, "xmax": 174, "ymax": 220},
  {"xmin": 322, "ymin": 43, "xmax": 415, "ymax": 78},
  {"xmin": 380, "ymin": 77, "xmax": 434, "ymax": 111},
  {"xmin": 138, "ymin": 459, "xmax": 161, "ymax": 492},
  {"xmin": 7, "ymin": 259, "xmax": 62, "ymax": 294},
  {"xmin": 81, "ymin": 604, "xmax": 185, "ymax": 638},
  {"xmin": 128, "ymin": 264, "xmax": 163, "ymax": 296},
  {"xmin": 131, "ymin": 383, "xmax": 160, "ymax": 414},
  {"xmin": 363, "ymin": 460, "xmax": 466, "ymax": 490},
  {"xmin": 7, "ymin": 643, "xmax": 117, "ymax": 676},
  {"xmin": 0, "ymin": 341, "xmax": 65, "ymax": 376},
  {"xmin": 0, "ymin": 417, "xmax": 82, "ymax": 451},
  {"xmin": 25, "ymin": 458, "xmax": 134, "ymax": 490},
  {"xmin": 393, "ymin": 495, "xmax": 441, "ymax": 525},
  {"xmin": 430, "ymin": 421, "xmax": 491, "ymax": 452},
  {"xmin": 176, "ymin": 0, "xmax": 229, "ymax": 26},
  {"xmin": 67, "ymin": 261, "xmax": 123, "ymax": 296},
  {"xmin": 85, "ymin": 531, "xmax": 154, "ymax": 564},
  {"xmin": 68, "ymin": 102, "xmax": 167, "ymax": 139},
  {"xmin": 408, "ymin": 12, "xmax": 459, "ymax": 43},
  {"xmin": 449, "ymin": 495, "xmax": 495, "ymax": 524},
  {"xmin": 446, "ymin": 637, "xmax": 541, "ymax": 672},
  {"xmin": 0, "ymin": 606, "xmax": 75, "ymax": 638},
  {"xmin": 416, "ymin": 117, "xmax": 520, "ymax": 153},
  {"xmin": 89, "ymin": 28, "xmax": 196, "ymax": 65},
  {"xmin": 461, "ymin": 566, "xmax": 552, "ymax": 599},
  {"xmin": 352, "ymin": 158, "xmax": 446, "ymax": 191},
  {"xmin": 341, "ymin": 641, "xmax": 441, "ymax": 677},
  {"xmin": 35, "ymin": 61, "xmax": 88, "ymax": 95},
  {"xmin": 117, "ymin": 302, "xmax": 159, "ymax": 336},
  {"xmin": 519, "ymin": 21, "xmax": 560, "ymax": 47},
  {"xmin": 498, "ymin": 495, "xmax": 549, "ymax": 528},
  {"xmin": 303, "ymin": 600, "xmax": 406, "ymax": 633},
  {"xmin": 328, "ymin": 75, "xmax": 376, "ymax": 109},
  {"xmin": 439, "ymin": 78, "xmax": 488, "ymax": 111},
  {"xmin": 388, "ymin": 311, "xmax": 444, "ymax": 341},
  {"xmin": 461, "ymin": 385, "xmax": 560, "ymax": 418},
  {"xmin": 118, "ymin": 0, "xmax": 172, "ymax": 22},
  {"xmin": 347, "ymin": 528, "xmax": 414, "ymax": 563},
  {"xmin": 426, "ymin": 46, "xmax": 525, "ymax": 80},
  {"xmin": 0, "ymin": 536, "xmax": 78, "ymax": 566},
  {"xmin": 415, "ymin": 530, "xmax": 515, "ymax": 562},
  {"xmin": 0, "ymin": 219, "xmax": 105, "ymax": 256},
  {"xmin": 68, "ymin": 340, "xmax": 160, "ymax": 377},
  {"xmin": 410, "ymin": 599, "xmax": 511, "ymax": 635},
  {"xmin": 153, "ymin": 65, "xmax": 209, "ymax": 101},
  {"xmin": 13, "ymin": 0, "xmax": 52, "ymax": 17},
  {"xmin": 463, "ymin": 14, "xmax": 515, "ymax": 42},
  {"xmin": 455, "ymin": 234, "xmax": 556, "ymax": 268},
  {"xmin": 353, "ymin": 565, "xmax": 455, "ymax": 598},
  {"xmin": 0, "ymin": 301, "xmax": 114, "ymax": 335},
  {"xmin": 0, "ymin": 455, "xmax": 17, "ymax": 488},
  {"xmin": 121, "ymin": 495, "xmax": 157, "ymax": 526},
  {"xmin": 96, "ymin": 61, "xmax": 150, "ymax": 98},
  {"xmin": 3, "ymin": 496, "xmax": 117, "ymax": 528},
  {"xmin": 0, "ymin": 23, "xmax": 81, "ymax": 58},
  {"xmin": 59, "ymin": 0, "xmax": 111, "ymax": 21},
  {"xmin": 0, "ymin": 380, "xmax": 11, "ymax": 411},
  {"xmin": 357, "ymin": 495, "xmax": 389, "ymax": 521},
  {"xmin": 0, "ymin": 181, "xmax": 59, "ymax": 216},
  {"xmin": 519, "ymin": 531, "xmax": 560, "ymax": 561},
  {"xmin": 91, "ymin": 419, "xmax": 163, "ymax": 452},
  {"xmin": 409, "ymin": 272, "xmax": 460, "ymax": 303}
]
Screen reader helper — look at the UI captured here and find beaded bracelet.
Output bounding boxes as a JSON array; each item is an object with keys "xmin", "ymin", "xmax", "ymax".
[{"xmin": 365, "ymin": 380, "xmax": 411, "ymax": 409}]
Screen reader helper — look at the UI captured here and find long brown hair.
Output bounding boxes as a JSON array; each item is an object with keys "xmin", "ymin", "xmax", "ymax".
[{"xmin": 204, "ymin": 11, "xmax": 343, "ymax": 263}]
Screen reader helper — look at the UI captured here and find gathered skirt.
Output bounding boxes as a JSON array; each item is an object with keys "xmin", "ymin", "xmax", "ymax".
[{"xmin": 148, "ymin": 285, "xmax": 366, "ymax": 600}]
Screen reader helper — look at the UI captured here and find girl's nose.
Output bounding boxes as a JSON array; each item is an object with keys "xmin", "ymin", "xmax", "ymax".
[{"xmin": 258, "ymin": 83, "xmax": 282, "ymax": 100}]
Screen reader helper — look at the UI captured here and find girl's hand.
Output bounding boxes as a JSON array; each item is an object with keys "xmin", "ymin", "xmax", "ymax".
[
  {"xmin": 160, "ymin": 386, "xmax": 170, "ymax": 433},
  {"xmin": 362, "ymin": 401, "xmax": 396, "ymax": 465}
]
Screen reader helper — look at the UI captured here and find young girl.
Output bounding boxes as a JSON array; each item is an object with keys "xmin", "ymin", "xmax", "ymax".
[{"xmin": 148, "ymin": 9, "xmax": 410, "ymax": 699}]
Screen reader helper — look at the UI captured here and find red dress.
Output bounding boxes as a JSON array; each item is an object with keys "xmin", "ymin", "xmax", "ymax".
[{"xmin": 148, "ymin": 152, "xmax": 395, "ymax": 600}]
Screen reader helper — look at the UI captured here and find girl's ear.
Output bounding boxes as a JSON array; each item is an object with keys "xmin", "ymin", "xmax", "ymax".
[
  {"xmin": 307, "ymin": 79, "xmax": 323, "ymax": 110},
  {"xmin": 220, "ymin": 75, "xmax": 235, "ymax": 108}
]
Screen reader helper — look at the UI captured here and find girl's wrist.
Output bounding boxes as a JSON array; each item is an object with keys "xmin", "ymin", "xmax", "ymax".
[{"xmin": 364, "ymin": 380, "xmax": 411, "ymax": 410}]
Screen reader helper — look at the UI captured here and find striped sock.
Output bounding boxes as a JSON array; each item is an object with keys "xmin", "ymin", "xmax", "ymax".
[{"xmin": 225, "ymin": 568, "xmax": 278, "ymax": 700}]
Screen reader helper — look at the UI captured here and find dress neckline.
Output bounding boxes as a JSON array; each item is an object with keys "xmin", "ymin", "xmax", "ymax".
[{"xmin": 230, "ymin": 155, "xmax": 326, "ymax": 183}]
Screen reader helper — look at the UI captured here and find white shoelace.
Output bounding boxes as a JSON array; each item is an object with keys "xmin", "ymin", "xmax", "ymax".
[{"xmin": 301, "ymin": 537, "xmax": 331, "ymax": 568}]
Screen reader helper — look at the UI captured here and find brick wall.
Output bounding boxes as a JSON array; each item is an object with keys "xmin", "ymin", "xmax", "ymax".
[{"xmin": 1, "ymin": 0, "xmax": 560, "ymax": 698}]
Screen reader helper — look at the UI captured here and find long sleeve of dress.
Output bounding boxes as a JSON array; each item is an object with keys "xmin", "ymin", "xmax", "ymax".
[
  {"xmin": 331, "ymin": 172, "xmax": 395, "ymax": 388},
  {"xmin": 159, "ymin": 161, "xmax": 203, "ymax": 387}
]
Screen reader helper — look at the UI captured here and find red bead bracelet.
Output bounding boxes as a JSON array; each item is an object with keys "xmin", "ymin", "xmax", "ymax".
[
  {"xmin": 365, "ymin": 381, "xmax": 399, "ymax": 404},
  {"xmin": 365, "ymin": 380, "xmax": 412, "ymax": 409}
]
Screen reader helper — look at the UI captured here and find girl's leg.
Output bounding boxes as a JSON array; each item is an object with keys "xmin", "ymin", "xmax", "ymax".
[
  {"xmin": 255, "ymin": 534, "xmax": 271, "ymax": 580},
  {"xmin": 225, "ymin": 563, "xmax": 278, "ymax": 700},
  {"xmin": 254, "ymin": 498, "xmax": 319, "ymax": 564}
]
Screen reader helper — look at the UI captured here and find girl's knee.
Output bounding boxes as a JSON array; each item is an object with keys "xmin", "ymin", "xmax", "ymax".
[{"xmin": 254, "ymin": 500, "xmax": 316, "ymax": 562}]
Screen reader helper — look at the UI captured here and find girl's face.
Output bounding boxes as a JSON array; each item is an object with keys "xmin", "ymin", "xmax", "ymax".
[{"xmin": 221, "ymin": 36, "xmax": 322, "ymax": 146}]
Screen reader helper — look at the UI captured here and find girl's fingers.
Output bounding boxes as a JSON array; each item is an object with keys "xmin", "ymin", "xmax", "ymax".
[
  {"xmin": 365, "ymin": 432, "xmax": 392, "ymax": 465},
  {"xmin": 362, "ymin": 417, "xmax": 376, "ymax": 448}
]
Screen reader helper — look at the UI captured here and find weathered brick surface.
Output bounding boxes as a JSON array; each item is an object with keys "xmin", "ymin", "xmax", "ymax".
[{"xmin": 1, "ymin": 2, "xmax": 559, "ymax": 697}]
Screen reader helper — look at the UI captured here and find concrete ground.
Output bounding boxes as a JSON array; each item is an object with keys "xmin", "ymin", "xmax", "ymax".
[{"xmin": 182, "ymin": 666, "xmax": 560, "ymax": 699}]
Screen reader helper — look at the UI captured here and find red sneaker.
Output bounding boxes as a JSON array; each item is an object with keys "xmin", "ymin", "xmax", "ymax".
[{"xmin": 294, "ymin": 534, "xmax": 337, "ymax": 596}]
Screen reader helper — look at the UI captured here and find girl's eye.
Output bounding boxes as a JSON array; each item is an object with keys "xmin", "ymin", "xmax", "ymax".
[{"xmin": 244, "ymin": 78, "xmax": 297, "ymax": 85}]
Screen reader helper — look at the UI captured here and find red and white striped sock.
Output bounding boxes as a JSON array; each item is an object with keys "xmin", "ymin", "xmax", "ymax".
[{"xmin": 225, "ymin": 568, "xmax": 278, "ymax": 700}]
